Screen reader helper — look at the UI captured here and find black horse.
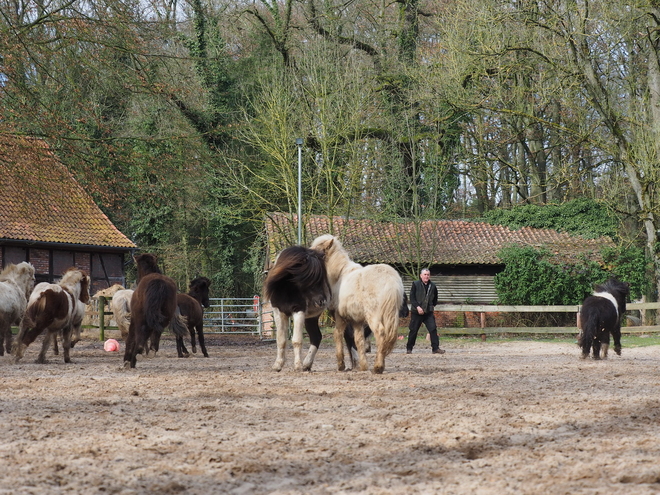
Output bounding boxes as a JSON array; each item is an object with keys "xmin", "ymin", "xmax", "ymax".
[
  {"xmin": 264, "ymin": 245, "xmax": 330, "ymax": 372},
  {"xmin": 578, "ymin": 278, "xmax": 629, "ymax": 360},
  {"xmin": 175, "ymin": 276, "xmax": 211, "ymax": 358}
]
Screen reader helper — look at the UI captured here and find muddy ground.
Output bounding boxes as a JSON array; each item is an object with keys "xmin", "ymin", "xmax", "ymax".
[{"xmin": 1, "ymin": 333, "xmax": 660, "ymax": 495}]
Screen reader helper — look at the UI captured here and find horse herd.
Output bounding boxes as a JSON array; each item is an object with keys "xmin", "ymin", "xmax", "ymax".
[
  {"xmin": 0, "ymin": 254, "xmax": 211, "ymax": 369},
  {"xmin": 0, "ymin": 234, "xmax": 630, "ymax": 372}
]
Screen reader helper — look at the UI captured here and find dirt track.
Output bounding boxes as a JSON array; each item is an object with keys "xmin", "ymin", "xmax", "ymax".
[{"xmin": 1, "ymin": 335, "xmax": 660, "ymax": 494}]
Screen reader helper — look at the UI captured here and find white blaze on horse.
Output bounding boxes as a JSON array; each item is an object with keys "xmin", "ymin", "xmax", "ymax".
[
  {"xmin": 310, "ymin": 234, "xmax": 404, "ymax": 374},
  {"xmin": 0, "ymin": 262, "xmax": 35, "ymax": 356},
  {"xmin": 264, "ymin": 245, "xmax": 330, "ymax": 372},
  {"xmin": 13, "ymin": 268, "xmax": 90, "ymax": 364}
]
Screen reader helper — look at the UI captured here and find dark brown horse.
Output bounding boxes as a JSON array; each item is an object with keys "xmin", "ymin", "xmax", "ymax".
[
  {"xmin": 14, "ymin": 268, "xmax": 89, "ymax": 364},
  {"xmin": 264, "ymin": 245, "xmax": 330, "ymax": 372},
  {"xmin": 123, "ymin": 254, "xmax": 188, "ymax": 368},
  {"xmin": 175, "ymin": 276, "xmax": 211, "ymax": 358}
]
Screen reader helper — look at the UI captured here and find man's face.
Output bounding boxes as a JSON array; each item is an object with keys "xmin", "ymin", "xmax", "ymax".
[{"xmin": 420, "ymin": 271, "xmax": 430, "ymax": 283}]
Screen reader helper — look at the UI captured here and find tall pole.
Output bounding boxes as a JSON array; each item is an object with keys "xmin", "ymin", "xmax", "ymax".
[{"xmin": 296, "ymin": 138, "xmax": 303, "ymax": 245}]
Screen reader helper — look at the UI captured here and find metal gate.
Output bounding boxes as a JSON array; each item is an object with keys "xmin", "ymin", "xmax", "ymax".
[{"xmin": 203, "ymin": 297, "xmax": 264, "ymax": 337}]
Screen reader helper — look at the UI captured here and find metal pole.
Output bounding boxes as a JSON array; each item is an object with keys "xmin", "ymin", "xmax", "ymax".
[{"xmin": 296, "ymin": 138, "xmax": 303, "ymax": 245}]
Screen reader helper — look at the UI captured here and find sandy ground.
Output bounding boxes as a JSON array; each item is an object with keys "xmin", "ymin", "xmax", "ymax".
[{"xmin": 1, "ymin": 333, "xmax": 660, "ymax": 495}]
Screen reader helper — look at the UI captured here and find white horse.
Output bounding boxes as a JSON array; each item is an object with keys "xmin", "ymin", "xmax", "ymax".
[
  {"xmin": 110, "ymin": 289, "xmax": 134, "ymax": 340},
  {"xmin": 14, "ymin": 268, "xmax": 90, "ymax": 364},
  {"xmin": 0, "ymin": 262, "xmax": 35, "ymax": 356},
  {"xmin": 310, "ymin": 234, "xmax": 403, "ymax": 374}
]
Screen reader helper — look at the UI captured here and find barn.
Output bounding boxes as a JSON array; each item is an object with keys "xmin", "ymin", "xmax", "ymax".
[
  {"xmin": 0, "ymin": 134, "xmax": 136, "ymax": 292},
  {"xmin": 264, "ymin": 212, "xmax": 614, "ymax": 304}
]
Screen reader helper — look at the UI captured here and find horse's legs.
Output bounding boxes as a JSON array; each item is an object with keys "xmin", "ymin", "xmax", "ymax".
[
  {"xmin": 272, "ymin": 308, "xmax": 288, "ymax": 372},
  {"xmin": 352, "ymin": 322, "xmax": 369, "ymax": 372},
  {"xmin": 123, "ymin": 325, "xmax": 142, "ymax": 369},
  {"xmin": 190, "ymin": 323, "xmax": 197, "ymax": 354},
  {"xmin": 302, "ymin": 317, "xmax": 321, "ymax": 371},
  {"xmin": 52, "ymin": 333, "xmax": 59, "ymax": 355},
  {"xmin": 61, "ymin": 326, "xmax": 72, "ymax": 363},
  {"xmin": 36, "ymin": 330, "xmax": 53, "ymax": 364},
  {"xmin": 613, "ymin": 324, "xmax": 622, "ymax": 356},
  {"xmin": 291, "ymin": 311, "xmax": 305, "ymax": 372},
  {"xmin": 197, "ymin": 324, "xmax": 209, "ymax": 358},
  {"xmin": 591, "ymin": 333, "xmax": 602, "ymax": 360},
  {"xmin": 333, "ymin": 316, "xmax": 347, "ymax": 372},
  {"xmin": 0, "ymin": 320, "xmax": 9, "ymax": 356}
]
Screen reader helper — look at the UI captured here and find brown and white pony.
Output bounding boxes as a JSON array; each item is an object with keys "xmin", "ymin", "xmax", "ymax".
[
  {"xmin": 175, "ymin": 276, "xmax": 211, "ymax": 358},
  {"xmin": 123, "ymin": 254, "xmax": 188, "ymax": 368},
  {"xmin": 310, "ymin": 234, "xmax": 403, "ymax": 374},
  {"xmin": 13, "ymin": 268, "xmax": 90, "ymax": 364},
  {"xmin": 264, "ymin": 245, "xmax": 330, "ymax": 372},
  {"xmin": 0, "ymin": 262, "xmax": 35, "ymax": 356}
]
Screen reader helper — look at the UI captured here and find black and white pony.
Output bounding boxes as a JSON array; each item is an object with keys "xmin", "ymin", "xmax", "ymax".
[
  {"xmin": 578, "ymin": 278, "xmax": 629, "ymax": 360},
  {"xmin": 264, "ymin": 245, "xmax": 330, "ymax": 372}
]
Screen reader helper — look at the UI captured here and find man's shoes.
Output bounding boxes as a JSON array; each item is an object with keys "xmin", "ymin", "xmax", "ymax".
[
  {"xmin": 406, "ymin": 350, "xmax": 412, "ymax": 354},
  {"xmin": 432, "ymin": 349, "xmax": 446, "ymax": 354}
]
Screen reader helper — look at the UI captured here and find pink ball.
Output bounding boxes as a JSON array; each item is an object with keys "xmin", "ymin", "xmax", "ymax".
[{"xmin": 104, "ymin": 339, "xmax": 119, "ymax": 352}]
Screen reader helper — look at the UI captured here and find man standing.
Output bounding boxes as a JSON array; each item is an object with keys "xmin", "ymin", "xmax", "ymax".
[{"xmin": 406, "ymin": 268, "xmax": 445, "ymax": 355}]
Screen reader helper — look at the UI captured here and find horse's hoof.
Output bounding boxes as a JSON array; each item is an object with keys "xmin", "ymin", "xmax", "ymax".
[
  {"xmin": 337, "ymin": 363, "xmax": 346, "ymax": 372},
  {"xmin": 272, "ymin": 363, "xmax": 284, "ymax": 372},
  {"xmin": 192, "ymin": 346, "xmax": 197, "ymax": 354},
  {"xmin": 615, "ymin": 347, "xmax": 622, "ymax": 356},
  {"xmin": 203, "ymin": 353, "xmax": 209, "ymax": 358},
  {"xmin": 302, "ymin": 364, "xmax": 312, "ymax": 372},
  {"xmin": 372, "ymin": 365, "xmax": 384, "ymax": 374},
  {"xmin": 579, "ymin": 353, "xmax": 588, "ymax": 360}
]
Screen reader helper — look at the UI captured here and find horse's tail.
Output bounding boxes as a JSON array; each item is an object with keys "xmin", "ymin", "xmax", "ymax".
[
  {"xmin": 169, "ymin": 307, "xmax": 189, "ymax": 338},
  {"xmin": 580, "ymin": 306, "xmax": 601, "ymax": 356},
  {"xmin": 375, "ymin": 279, "xmax": 404, "ymax": 357}
]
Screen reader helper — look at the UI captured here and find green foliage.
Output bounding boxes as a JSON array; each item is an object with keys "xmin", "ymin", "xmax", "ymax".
[
  {"xmin": 482, "ymin": 199, "xmax": 619, "ymax": 239},
  {"xmin": 495, "ymin": 245, "xmax": 648, "ymax": 305}
]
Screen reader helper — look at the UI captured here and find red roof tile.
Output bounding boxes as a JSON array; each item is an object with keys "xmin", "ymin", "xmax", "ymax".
[
  {"xmin": 0, "ymin": 135, "xmax": 136, "ymax": 249},
  {"xmin": 265, "ymin": 212, "xmax": 613, "ymax": 266}
]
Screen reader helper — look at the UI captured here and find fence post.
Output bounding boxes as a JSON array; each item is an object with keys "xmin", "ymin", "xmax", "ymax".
[
  {"xmin": 480, "ymin": 312, "xmax": 486, "ymax": 341},
  {"xmin": 99, "ymin": 296, "xmax": 106, "ymax": 341}
]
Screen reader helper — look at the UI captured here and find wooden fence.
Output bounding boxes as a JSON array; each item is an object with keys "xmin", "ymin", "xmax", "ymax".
[
  {"xmin": 77, "ymin": 299, "xmax": 660, "ymax": 341},
  {"xmin": 432, "ymin": 301, "xmax": 660, "ymax": 336}
]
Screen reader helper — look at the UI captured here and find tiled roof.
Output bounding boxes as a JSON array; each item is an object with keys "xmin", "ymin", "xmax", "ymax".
[
  {"xmin": 0, "ymin": 134, "xmax": 136, "ymax": 249},
  {"xmin": 265, "ymin": 212, "xmax": 613, "ymax": 266}
]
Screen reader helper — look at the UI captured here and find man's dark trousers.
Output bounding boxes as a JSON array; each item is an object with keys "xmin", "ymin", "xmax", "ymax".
[{"xmin": 406, "ymin": 311, "xmax": 439, "ymax": 352}]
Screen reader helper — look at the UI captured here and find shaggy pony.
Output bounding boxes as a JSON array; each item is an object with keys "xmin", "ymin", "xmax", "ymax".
[
  {"xmin": 264, "ymin": 245, "xmax": 330, "ymax": 372},
  {"xmin": 310, "ymin": 234, "xmax": 404, "ymax": 374},
  {"xmin": 578, "ymin": 278, "xmax": 629, "ymax": 360},
  {"xmin": 0, "ymin": 262, "xmax": 35, "ymax": 355},
  {"xmin": 14, "ymin": 268, "xmax": 90, "ymax": 364},
  {"xmin": 111, "ymin": 289, "xmax": 134, "ymax": 340}
]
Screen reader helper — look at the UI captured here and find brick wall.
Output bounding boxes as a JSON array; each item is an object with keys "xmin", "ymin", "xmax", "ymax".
[{"xmin": 30, "ymin": 249, "xmax": 50, "ymax": 275}]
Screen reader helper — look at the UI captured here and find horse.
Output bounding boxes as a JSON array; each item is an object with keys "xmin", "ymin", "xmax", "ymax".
[
  {"xmin": 264, "ymin": 245, "xmax": 330, "ymax": 372},
  {"xmin": 52, "ymin": 298, "xmax": 86, "ymax": 356},
  {"xmin": 578, "ymin": 278, "xmax": 629, "ymax": 360},
  {"xmin": 0, "ymin": 262, "xmax": 35, "ymax": 356},
  {"xmin": 175, "ymin": 276, "xmax": 211, "ymax": 358},
  {"xmin": 123, "ymin": 254, "xmax": 188, "ymax": 368},
  {"xmin": 110, "ymin": 289, "xmax": 134, "ymax": 340},
  {"xmin": 13, "ymin": 268, "xmax": 90, "ymax": 364},
  {"xmin": 343, "ymin": 292, "xmax": 409, "ymax": 369},
  {"xmin": 310, "ymin": 234, "xmax": 404, "ymax": 374}
]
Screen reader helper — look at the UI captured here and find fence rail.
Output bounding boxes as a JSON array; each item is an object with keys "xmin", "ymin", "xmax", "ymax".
[
  {"xmin": 63, "ymin": 299, "xmax": 660, "ymax": 341},
  {"xmin": 433, "ymin": 301, "xmax": 660, "ymax": 335}
]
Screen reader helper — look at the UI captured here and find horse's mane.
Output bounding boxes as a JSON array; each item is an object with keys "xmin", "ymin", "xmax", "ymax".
[
  {"xmin": 190, "ymin": 276, "xmax": 211, "ymax": 292},
  {"xmin": 60, "ymin": 268, "xmax": 90, "ymax": 304},
  {"xmin": 310, "ymin": 235, "xmax": 360, "ymax": 283},
  {"xmin": 264, "ymin": 246, "xmax": 328, "ymax": 302},
  {"xmin": 595, "ymin": 278, "xmax": 629, "ymax": 297},
  {"xmin": 135, "ymin": 253, "xmax": 162, "ymax": 280},
  {"xmin": 0, "ymin": 261, "xmax": 33, "ymax": 283}
]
